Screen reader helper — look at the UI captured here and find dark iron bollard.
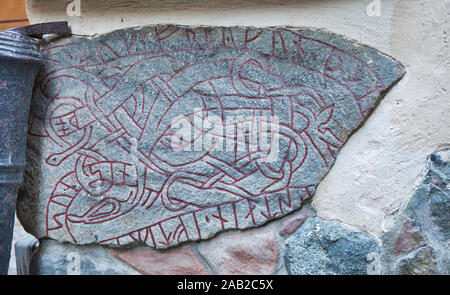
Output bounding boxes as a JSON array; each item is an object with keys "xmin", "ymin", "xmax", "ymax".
[{"xmin": 0, "ymin": 22, "xmax": 69, "ymax": 275}]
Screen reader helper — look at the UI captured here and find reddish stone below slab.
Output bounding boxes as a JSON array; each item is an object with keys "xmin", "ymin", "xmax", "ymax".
[
  {"xmin": 392, "ymin": 219, "xmax": 422, "ymax": 255},
  {"xmin": 197, "ymin": 226, "xmax": 279, "ymax": 275},
  {"xmin": 279, "ymin": 207, "xmax": 314, "ymax": 236},
  {"xmin": 111, "ymin": 246, "xmax": 208, "ymax": 275}
]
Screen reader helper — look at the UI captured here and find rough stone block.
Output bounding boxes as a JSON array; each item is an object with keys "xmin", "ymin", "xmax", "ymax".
[
  {"xmin": 392, "ymin": 219, "xmax": 422, "ymax": 255},
  {"xmin": 197, "ymin": 225, "xmax": 279, "ymax": 275},
  {"xmin": 285, "ymin": 217, "xmax": 381, "ymax": 275},
  {"xmin": 112, "ymin": 246, "xmax": 208, "ymax": 275},
  {"xmin": 279, "ymin": 205, "xmax": 315, "ymax": 236},
  {"xmin": 382, "ymin": 149, "xmax": 449, "ymax": 274},
  {"xmin": 17, "ymin": 25, "xmax": 404, "ymax": 248}
]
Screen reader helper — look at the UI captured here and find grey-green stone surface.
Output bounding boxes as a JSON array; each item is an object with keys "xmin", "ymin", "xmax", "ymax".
[
  {"xmin": 381, "ymin": 149, "xmax": 449, "ymax": 274},
  {"xmin": 17, "ymin": 25, "xmax": 404, "ymax": 248},
  {"xmin": 284, "ymin": 217, "xmax": 381, "ymax": 275}
]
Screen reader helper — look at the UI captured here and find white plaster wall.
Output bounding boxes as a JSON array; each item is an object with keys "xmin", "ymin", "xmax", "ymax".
[{"xmin": 26, "ymin": 0, "xmax": 450, "ymax": 237}]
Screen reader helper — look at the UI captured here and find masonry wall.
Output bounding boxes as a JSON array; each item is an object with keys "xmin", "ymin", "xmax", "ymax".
[{"xmin": 15, "ymin": 0, "xmax": 450, "ymax": 274}]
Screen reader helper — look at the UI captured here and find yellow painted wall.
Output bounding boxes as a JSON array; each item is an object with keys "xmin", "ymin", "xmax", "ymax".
[{"xmin": 0, "ymin": 0, "xmax": 29, "ymax": 30}]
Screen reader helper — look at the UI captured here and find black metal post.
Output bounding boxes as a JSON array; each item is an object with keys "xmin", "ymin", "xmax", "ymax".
[{"xmin": 0, "ymin": 22, "xmax": 69, "ymax": 275}]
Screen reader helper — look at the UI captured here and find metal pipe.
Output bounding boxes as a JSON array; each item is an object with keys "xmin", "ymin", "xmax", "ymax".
[{"xmin": 0, "ymin": 22, "xmax": 69, "ymax": 275}]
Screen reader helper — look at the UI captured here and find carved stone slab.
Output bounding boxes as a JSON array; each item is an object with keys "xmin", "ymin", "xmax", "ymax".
[{"xmin": 18, "ymin": 26, "xmax": 404, "ymax": 248}]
